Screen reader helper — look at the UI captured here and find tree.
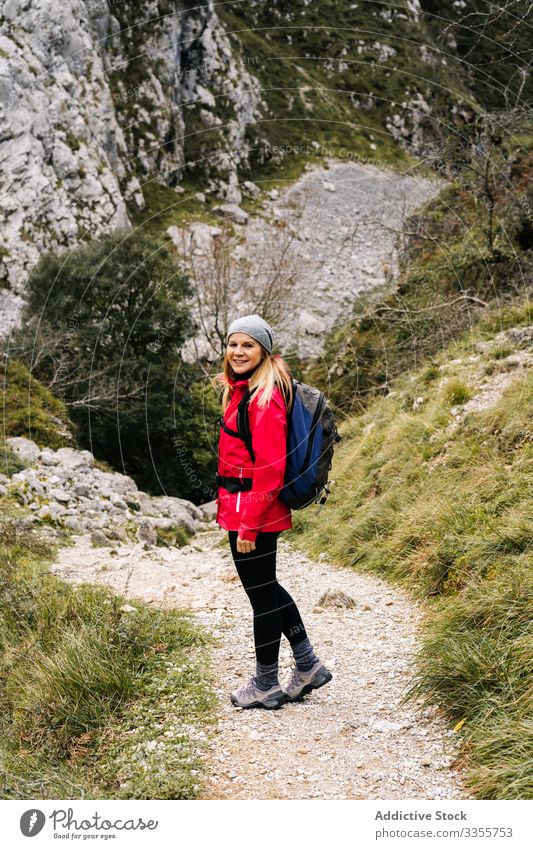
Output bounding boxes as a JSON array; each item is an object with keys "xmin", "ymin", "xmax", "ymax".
[
  {"xmin": 13, "ymin": 229, "xmax": 217, "ymax": 500},
  {"xmin": 420, "ymin": 107, "xmax": 533, "ymax": 260},
  {"xmin": 169, "ymin": 220, "xmax": 301, "ymax": 369}
]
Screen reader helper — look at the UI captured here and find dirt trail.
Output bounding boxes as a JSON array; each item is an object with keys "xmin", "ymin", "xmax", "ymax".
[{"xmin": 52, "ymin": 525, "xmax": 468, "ymax": 800}]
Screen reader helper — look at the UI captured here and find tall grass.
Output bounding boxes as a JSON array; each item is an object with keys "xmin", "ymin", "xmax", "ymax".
[
  {"xmin": 290, "ymin": 301, "xmax": 533, "ymax": 798},
  {"xmin": 0, "ymin": 517, "xmax": 216, "ymax": 799}
]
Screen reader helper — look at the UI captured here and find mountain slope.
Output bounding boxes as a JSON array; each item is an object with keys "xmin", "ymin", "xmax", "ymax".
[
  {"xmin": 0, "ymin": 0, "xmax": 474, "ymax": 305},
  {"xmin": 291, "ymin": 299, "xmax": 533, "ymax": 798}
]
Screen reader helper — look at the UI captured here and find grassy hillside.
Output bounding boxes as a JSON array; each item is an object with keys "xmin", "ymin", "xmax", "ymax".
[
  {"xmin": 421, "ymin": 0, "xmax": 533, "ymax": 110},
  {"xmin": 306, "ymin": 138, "xmax": 533, "ymax": 414},
  {"xmin": 1, "ymin": 358, "xmax": 76, "ymax": 450},
  {"xmin": 289, "ymin": 298, "xmax": 532, "ymax": 798},
  {"xmin": 220, "ymin": 0, "xmax": 472, "ymax": 176},
  {"xmin": 0, "ymin": 512, "xmax": 216, "ymax": 799}
]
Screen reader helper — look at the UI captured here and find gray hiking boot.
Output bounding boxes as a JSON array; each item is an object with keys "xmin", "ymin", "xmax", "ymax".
[
  {"xmin": 282, "ymin": 659, "xmax": 333, "ymax": 702},
  {"xmin": 230, "ymin": 676, "xmax": 286, "ymax": 710}
]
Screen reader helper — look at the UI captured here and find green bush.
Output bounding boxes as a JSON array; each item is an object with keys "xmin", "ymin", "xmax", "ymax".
[
  {"xmin": 0, "ymin": 358, "xmax": 75, "ymax": 449},
  {"xmin": 443, "ymin": 379, "xmax": 472, "ymax": 406},
  {"xmin": 12, "ymin": 230, "xmax": 216, "ymax": 502}
]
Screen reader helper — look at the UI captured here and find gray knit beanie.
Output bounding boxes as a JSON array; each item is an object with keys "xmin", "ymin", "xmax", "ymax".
[{"xmin": 226, "ymin": 314, "xmax": 274, "ymax": 354}]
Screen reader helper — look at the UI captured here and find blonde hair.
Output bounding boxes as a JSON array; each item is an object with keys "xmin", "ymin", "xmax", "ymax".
[{"xmin": 211, "ymin": 345, "xmax": 293, "ymax": 414}]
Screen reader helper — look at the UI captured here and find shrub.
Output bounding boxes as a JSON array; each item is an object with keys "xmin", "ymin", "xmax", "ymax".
[
  {"xmin": 12, "ymin": 230, "xmax": 216, "ymax": 501},
  {"xmin": 443, "ymin": 379, "xmax": 472, "ymax": 406}
]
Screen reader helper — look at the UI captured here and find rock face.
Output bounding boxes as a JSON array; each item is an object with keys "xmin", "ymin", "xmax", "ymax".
[
  {"xmin": 0, "ymin": 0, "xmax": 264, "ymax": 326},
  {"xmin": 5, "ymin": 436, "xmax": 210, "ymax": 543},
  {"xmin": 0, "ymin": 1, "xmax": 130, "ymax": 298}
]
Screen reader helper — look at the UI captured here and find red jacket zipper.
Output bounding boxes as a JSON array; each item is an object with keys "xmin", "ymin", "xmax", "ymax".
[{"xmin": 236, "ymin": 467, "xmax": 243, "ymax": 512}]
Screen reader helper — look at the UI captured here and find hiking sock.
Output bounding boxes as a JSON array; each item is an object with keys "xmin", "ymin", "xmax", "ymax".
[
  {"xmin": 292, "ymin": 636, "xmax": 320, "ymax": 672},
  {"xmin": 254, "ymin": 659, "xmax": 280, "ymax": 691}
]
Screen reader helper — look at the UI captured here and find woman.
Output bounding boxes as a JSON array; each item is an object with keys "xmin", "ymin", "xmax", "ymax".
[{"xmin": 212, "ymin": 314, "xmax": 333, "ymax": 710}]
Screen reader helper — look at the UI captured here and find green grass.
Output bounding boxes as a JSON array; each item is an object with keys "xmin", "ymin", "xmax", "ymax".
[
  {"xmin": 154, "ymin": 524, "xmax": 194, "ymax": 549},
  {"xmin": 218, "ymin": 1, "xmax": 467, "ymax": 175},
  {"xmin": 126, "ymin": 178, "xmax": 225, "ymax": 240},
  {"xmin": 1, "ymin": 358, "xmax": 76, "ymax": 450},
  {"xmin": 442, "ymin": 378, "xmax": 472, "ymax": 406},
  {"xmin": 290, "ymin": 299, "xmax": 533, "ymax": 798},
  {"xmin": 0, "ymin": 517, "xmax": 217, "ymax": 799},
  {"xmin": 0, "ymin": 445, "xmax": 28, "ymax": 477}
]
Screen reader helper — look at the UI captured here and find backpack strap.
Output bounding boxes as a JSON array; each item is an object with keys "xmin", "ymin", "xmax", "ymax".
[{"xmin": 219, "ymin": 388, "xmax": 256, "ymax": 463}]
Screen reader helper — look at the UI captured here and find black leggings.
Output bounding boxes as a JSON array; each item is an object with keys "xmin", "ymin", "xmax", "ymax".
[{"xmin": 228, "ymin": 530, "xmax": 308, "ymax": 665}]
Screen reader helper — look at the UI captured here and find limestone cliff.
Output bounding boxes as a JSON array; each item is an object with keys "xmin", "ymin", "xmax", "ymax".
[{"xmin": 0, "ymin": 0, "xmax": 264, "ymax": 304}]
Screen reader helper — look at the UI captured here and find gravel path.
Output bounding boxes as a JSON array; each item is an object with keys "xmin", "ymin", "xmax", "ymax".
[{"xmin": 51, "ymin": 525, "xmax": 468, "ymax": 800}]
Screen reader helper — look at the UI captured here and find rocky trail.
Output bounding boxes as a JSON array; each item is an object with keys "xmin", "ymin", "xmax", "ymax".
[
  {"xmin": 179, "ymin": 159, "xmax": 442, "ymax": 362},
  {"xmin": 244, "ymin": 160, "xmax": 441, "ymax": 360},
  {"xmin": 52, "ymin": 525, "xmax": 468, "ymax": 800}
]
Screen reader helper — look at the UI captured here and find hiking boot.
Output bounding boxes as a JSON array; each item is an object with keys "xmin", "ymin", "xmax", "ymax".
[
  {"xmin": 230, "ymin": 676, "xmax": 286, "ymax": 710},
  {"xmin": 282, "ymin": 660, "xmax": 333, "ymax": 702}
]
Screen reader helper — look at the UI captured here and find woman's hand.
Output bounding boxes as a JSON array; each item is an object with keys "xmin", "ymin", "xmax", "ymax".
[{"xmin": 237, "ymin": 536, "xmax": 256, "ymax": 554}]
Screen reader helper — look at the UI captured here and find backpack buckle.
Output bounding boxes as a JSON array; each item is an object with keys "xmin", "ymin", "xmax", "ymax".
[{"xmin": 315, "ymin": 479, "xmax": 336, "ymax": 515}]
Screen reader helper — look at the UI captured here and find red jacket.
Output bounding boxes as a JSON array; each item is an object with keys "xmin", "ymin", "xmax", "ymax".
[{"xmin": 215, "ymin": 372, "xmax": 292, "ymax": 541}]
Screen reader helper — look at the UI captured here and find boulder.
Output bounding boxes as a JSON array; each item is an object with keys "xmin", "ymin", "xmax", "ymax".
[
  {"xmin": 148, "ymin": 496, "xmax": 200, "ymax": 534},
  {"xmin": 54, "ymin": 447, "xmax": 94, "ymax": 470},
  {"xmin": 92, "ymin": 469, "xmax": 138, "ymax": 494},
  {"xmin": 151, "ymin": 494, "xmax": 204, "ymax": 522},
  {"xmin": 87, "ymin": 499, "xmax": 105, "ymax": 512},
  {"xmin": 213, "ymin": 203, "xmax": 249, "ymax": 225},
  {"xmin": 167, "ymin": 225, "xmax": 190, "ymax": 253},
  {"xmin": 91, "ymin": 529, "xmax": 114, "ymax": 547},
  {"xmin": 6, "ymin": 436, "xmax": 40, "ymax": 463},
  {"xmin": 48, "ymin": 471, "xmax": 68, "ymax": 486},
  {"xmin": 150, "ymin": 517, "xmax": 178, "ymax": 530},
  {"xmin": 109, "ymin": 492, "xmax": 128, "ymax": 509},
  {"xmin": 224, "ymin": 172, "xmax": 242, "ymax": 205},
  {"xmin": 15, "ymin": 469, "xmax": 47, "ymax": 496},
  {"xmin": 137, "ymin": 519, "xmax": 157, "ymax": 545},
  {"xmin": 39, "ymin": 449, "xmax": 59, "ymax": 465},
  {"xmin": 133, "ymin": 491, "xmax": 163, "ymax": 516},
  {"xmin": 315, "ymin": 589, "xmax": 357, "ymax": 609},
  {"xmin": 200, "ymin": 500, "xmax": 217, "ymax": 521},
  {"xmin": 242, "ymin": 180, "xmax": 261, "ymax": 199},
  {"xmin": 51, "ymin": 488, "xmax": 70, "ymax": 503},
  {"xmin": 189, "ymin": 221, "xmax": 222, "ymax": 255},
  {"xmin": 36, "ymin": 503, "xmax": 66, "ymax": 520}
]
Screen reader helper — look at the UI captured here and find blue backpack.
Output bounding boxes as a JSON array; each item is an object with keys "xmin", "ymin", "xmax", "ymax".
[{"xmin": 228, "ymin": 378, "xmax": 342, "ymax": 510}]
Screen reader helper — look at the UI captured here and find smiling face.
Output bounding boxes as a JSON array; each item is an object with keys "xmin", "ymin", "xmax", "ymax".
[{"xmin": 227, "ymin": 332, "xmax": 264, "ymax": 375}]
